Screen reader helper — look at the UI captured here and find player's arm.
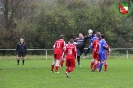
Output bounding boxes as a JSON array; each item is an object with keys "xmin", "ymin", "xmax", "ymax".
[
  {"xmin": 74, "ymin": 46, "xmax": 77, "ymax": 58},
  {"xmin": 53, "ymin": 42, "xmax": 56, "ymax": 49},
  {"xmin": 74, "ymin": 38, "xmax": 78, "ymax": 46},
  {"xmin": 25, "ymin": 43, "xmax": 27, "ymax": 54},
  {"xmin": 92, "ymin": 40, "xmax": 96, "ymax": 49},
  {"xmin": 103, "ymin": 43, "xmax": 109, "ymax": 50},
  {"xmin": 84, "ymin": 36, "xmax": 89, "ymax": 42},
  {"xmin": 63, "ymin": 41, "xmax": 66, "ymax": 50},
  {"xmin": 106, "ymin": 43, "xmax": 111, "ymax": 55},
  {"xmin": 103, "ymin": 46, "xmax": 108, "ymax": 50},
  {"xmin": 64, "ymin": 46, "xmax": 68, "ymax": 55}
]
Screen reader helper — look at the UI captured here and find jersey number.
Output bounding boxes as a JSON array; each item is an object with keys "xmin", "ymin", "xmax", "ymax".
[{"xmin": 57, "ymin": 43, "xmax": 61, "ymax": 48}]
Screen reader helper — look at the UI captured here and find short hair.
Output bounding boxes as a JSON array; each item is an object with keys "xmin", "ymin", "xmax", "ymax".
[
  {"xmin": 59, "ymin": 34, "xmax": 64, "ymax": 39},
  {"xmin": 69, "ymin": 39, "xmax": 74, "ymax": 44},
  {"xmin": 96, "ymin": 32, "xmax": 101, "ymax": 38},
  {"xmin": 79, "ymin": 33, "xmax": 82, "ymax": 35},
  {"xmin": 101, "ymin": 34, "xmax": 105, "ymax": 39},
  {"xmin": 20, "ymin": 38, "xmax": 24, "ymax": 41}
]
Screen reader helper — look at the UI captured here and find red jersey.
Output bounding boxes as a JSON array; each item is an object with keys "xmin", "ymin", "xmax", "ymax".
[
  {"xmin": 64, "ymin": 44, "xmax": 77, "ymax": 59},
  {"xmin": 54, "ymin": 39, "xmax": 65, "ymax": 54},
  {"xmin": 92, "ymin": 38, "xmax": 100, "ymax": 52}
]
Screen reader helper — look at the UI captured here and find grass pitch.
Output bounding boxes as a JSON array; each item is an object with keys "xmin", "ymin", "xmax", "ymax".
[{"xmin": 0, "ymin": 56, "xmax": 133, "ymax": 88}]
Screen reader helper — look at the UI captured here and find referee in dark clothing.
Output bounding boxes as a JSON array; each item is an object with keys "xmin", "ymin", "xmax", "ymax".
[
  {"xmin": 16, "ymin": 38, "xmax": 27, "ymax": 65},
  {"xmin": 74, "ymin": 33, "xmax": 88, "ymax": 67}
]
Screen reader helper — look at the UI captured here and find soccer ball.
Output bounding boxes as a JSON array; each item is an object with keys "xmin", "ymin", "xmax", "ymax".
[{"xmin": 88, "ymin": 29, "xmax": 93, "ymax": 35}]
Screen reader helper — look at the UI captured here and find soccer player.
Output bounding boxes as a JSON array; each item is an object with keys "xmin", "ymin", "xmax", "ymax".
[
  {"xmin": 51, "ymin": 34, "xmax": 65, "ymax": 73},
  {"xmin": 74, "ymin": 33, "xmax": 88, "ymax": 66},
  {"xmin": 16, "ymin": 38, "xmax": 27, "ymax": 65},
  {"xmin": 91, "ymin": 32, "xmax": 101, "ymax": 70},
  {"xmin": 83, "ymin": 29, "xmax": 97, "ymax": 58},
  {"xmin": 65, "ymin": 39, "xmax": 77, "ymax": 78},
  {"xmin": 96, "ymin": 34, "xmax": 108, "ymax": 72}
]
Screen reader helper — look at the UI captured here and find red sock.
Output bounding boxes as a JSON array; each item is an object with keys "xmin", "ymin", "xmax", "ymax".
[
  {"xmin": 69, "ymin": 68, "xmax": 74, "ymax": 73},
  {"xmin": 55, "ymin": 66, "xmax": 58, "ymax": 72},
  {"xmin": 66, "ymin": 68, "xmax": 69, "ymax": 73},
  {"xmin": 51, "ymin": 65, "xmax": 54, "ymax": 71},
  {"xmin": 104, "ymin": 64, "xmax": 108, "ymax": 71},
  {"xmin": 60, "ymin": 60, "xmax": 64, "ymax": 67},
  {"xmin": 93, "ymin": 63, "xmax": 97, "ymax": 70},
  {"xmin": 90, "ymin": 61, "xmax": 95, "ymax": 70}
]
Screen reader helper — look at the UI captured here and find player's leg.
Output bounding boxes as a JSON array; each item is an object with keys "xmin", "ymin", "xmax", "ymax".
[
  {"xmin": 83, "ymin": 44, "xmax": 91, "ymax": 58},
  {"xmin": 55, "ymin": 54, "xmax": 61, "ymax": 73},
  {"xmin": 51, "ymin": 59, "xmax": 55, "ymax": 72},
  {"xmin": 51, "ymin": 55, "xmax": 56, "ymax": 72},
  {"xmin": 96, "ymin": 54, "xmax": 106, "ymax": 72},
  {"xmin": 65, "ymin": 58, "xmax": 70, "ymax": 77},
  {"xmin": 93, "ymin": 60, "xmax": 98, "ymax": 71},
  {"xmin": 59, "ymin": 59, "xmax": 64, "ymax": 68},
  {"xmin": 59, "ymin": 56, "xmax": 65, "ymax": 68},
  {"xmin": 104, "ymin": 54, "xmax": 108, "ymax": 71},
  {"xmin": 90, "ymin": 59, "xmax": 95, "ymax": 70},
  {"xmin": 93, "ymin": 53, "xmax": 100, "ymax": 71},
  {"xmin": 17, "ymin": 52, "xmax": 21, "ymax": 65},
  {"xmin": 90, "ymin": 51, "xmax": 96, "ymax": 70},
  {"xmin": 55, "ymin": 60, "xmax": 60, "ymax": 73},
  {"xmin": 78, "ymin": 49, "xmax": 83, "ymax": 66},
  {"xmin": 77, "ymin": 56, "xmax": 80, "ymax": 66},
  {"xmin": 104, "ymin": 60, "xmax": 108, "ymax": 71},
  {"xmin": 77, "ymin": 48, "xmax": 81, "ymax": 66},
  {"xmin": 22, "ymin": 52, "xmax": 25, "ymax": 65},
  {"xmin": 83, "ymin": 48, "xmax": 90, "ymax": 58},
  {"xmin": 69, "ymin": 58, "xmax": 75, "ymax": 73},
  {"xmin": 65, "ymin": 58, "xmax": 69, "ymax": 72}
]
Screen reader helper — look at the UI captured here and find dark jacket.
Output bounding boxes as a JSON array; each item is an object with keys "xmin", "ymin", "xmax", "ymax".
[
  {"xmin": 75, "ymin": 36, "xmax": 88, "ymax": 49},
  {"xmin": 16, "ymin": 42, "xmax": 27, "ymax": 53}
]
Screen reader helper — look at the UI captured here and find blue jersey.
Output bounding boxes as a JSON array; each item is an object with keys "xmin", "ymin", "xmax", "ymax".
[
  {"xmin": 88, "ymin": 34, "xmax": 97, "ymax": 49},
  {"xmin": 89, "ymin": 34, "xmax": 97, "ymax": 43},
  {"xmin": 99, "ymin": 39, "xmax": 106, "ymax": 54}
]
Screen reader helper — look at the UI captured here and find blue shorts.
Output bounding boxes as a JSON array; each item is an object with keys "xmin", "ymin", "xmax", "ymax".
[{"xmin": 99, "ymin": 53, "xmax": 106, "ymax": 61}]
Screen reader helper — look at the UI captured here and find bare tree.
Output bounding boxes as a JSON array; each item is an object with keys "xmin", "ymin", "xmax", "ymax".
[{"xmin": 1, "ymin": 0, "xmax": 38, "ymax": 30}]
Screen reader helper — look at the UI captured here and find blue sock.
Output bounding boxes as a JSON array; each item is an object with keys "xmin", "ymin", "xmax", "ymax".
[
  {"xmin": 99, "ymin": 65, "xmax": 102, "ymax": 72},
  {"xmin": 78, "ymin": 61, "xmax": 80, "ymax": 65},
  {"xmin": 97, "ymin": 62, "xmax": 104, "ymax": 69}
]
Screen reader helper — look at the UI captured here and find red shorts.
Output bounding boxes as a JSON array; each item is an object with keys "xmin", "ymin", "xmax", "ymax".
[
  {"xmin": 92, "ymin": 51, "xmax": 97, "ymax": 59},
  {"xmin": 54, "ymin": 54, "xmax": 62, "ymax": 60},
  {"xmin": 96, "ymin": 54, "xmax": 100, "ymax": 61},
  {"xmin": 66, "ymin": 58, "xmax": 75, "ymax": 68}
]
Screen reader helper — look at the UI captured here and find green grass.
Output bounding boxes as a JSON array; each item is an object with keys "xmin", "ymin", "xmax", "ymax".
[{"xmin": 0, "ymin": 56, "xmax": 133, "ymax": 88}]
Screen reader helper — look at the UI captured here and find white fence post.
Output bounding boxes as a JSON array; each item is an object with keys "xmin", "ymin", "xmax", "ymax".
[
  {"xmin": 126, "ymin": 49, "xmax": 128, "ymax": 59},
  {"xmin": 45, "ymin": 49, "xmax": 47, "ymax": 59}
]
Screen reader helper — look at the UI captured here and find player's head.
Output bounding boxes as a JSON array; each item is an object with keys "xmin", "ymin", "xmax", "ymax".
[
  {"xmin": 20, "ymin": 38, "xmax": 24, "ymax": 44},
  {"xmin": 69, "ymin": 39, "xmax": 74, "ymax": 44},
  {"xmin": 79, "ymin": 33, "xmax": 83, "ymax": 38},
  {"xmin": 101, "ymin": 34, "xmax": 105, "ymax": 39},
  {"xmin": 96, "ymin": 32, "xmax": 101, "ymax": 38},
  {"xmin": 59, "ymin": 34, "xmax": 64, "ymax": 39},
  {"xmin": 88, "ymin": 29, "xmax": 93, "ymax": 36}
]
